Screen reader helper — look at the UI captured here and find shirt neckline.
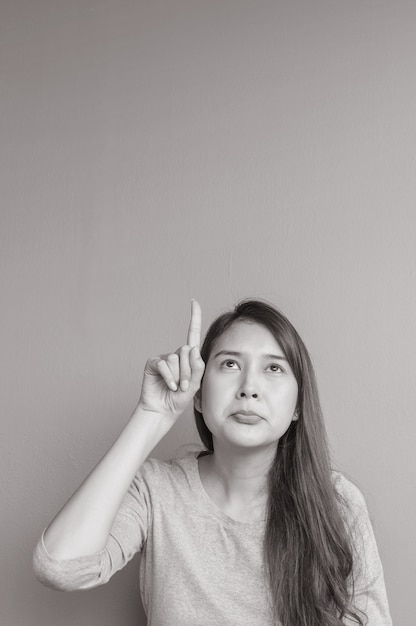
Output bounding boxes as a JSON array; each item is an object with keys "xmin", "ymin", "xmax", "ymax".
[{"xmin": 185, "ymin": 451, "xmax": 266, "ymax": 528}]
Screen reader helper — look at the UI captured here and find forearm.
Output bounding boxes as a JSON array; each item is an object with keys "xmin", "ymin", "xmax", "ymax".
[
  {"xmin": 42, "ymin": 301, "xmax": 204, "ymax": 563},
  {"xmin": 43, "ymin": 406, "xmax": 170, "ymax": 560}
]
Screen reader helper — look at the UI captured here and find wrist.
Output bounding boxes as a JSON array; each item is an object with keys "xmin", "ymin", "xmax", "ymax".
[{"xmin": 129, "ymin": 404, "xmax": 174, "ymax": 441}]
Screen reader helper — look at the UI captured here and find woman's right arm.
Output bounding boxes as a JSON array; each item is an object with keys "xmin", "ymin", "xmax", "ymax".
[{"xmin": 41, "ymin": 300, "xmax": 204, "ymax": 561}]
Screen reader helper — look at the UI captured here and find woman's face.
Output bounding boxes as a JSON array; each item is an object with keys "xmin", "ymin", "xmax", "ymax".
[{"xmin": 197, "ymin": 321, "xmax": 299, "ymax": 452}]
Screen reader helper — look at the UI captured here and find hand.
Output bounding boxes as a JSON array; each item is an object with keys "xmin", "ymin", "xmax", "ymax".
[{"xmin": 137, "ymin": 300, "xmax": 205, "ymax": 422}]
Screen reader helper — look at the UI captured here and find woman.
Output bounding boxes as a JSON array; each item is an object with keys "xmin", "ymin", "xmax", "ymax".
[{"xmin": 33, "ymin": 299, "xmax": 392, "ymax": 625}]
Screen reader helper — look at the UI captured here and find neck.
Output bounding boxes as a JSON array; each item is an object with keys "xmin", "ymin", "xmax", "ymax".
[{"xmin": 199, "ymin": 441, "xmax": 276, "ymax": 521}]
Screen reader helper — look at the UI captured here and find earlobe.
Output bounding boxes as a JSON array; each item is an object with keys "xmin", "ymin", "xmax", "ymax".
[
  {"xmin": 194, "ymin": 391, "xmax": 202, "ymax": 413},
  {"xmin": 293, "ymin": 410, "xmax": 300, "ymax": 421}
]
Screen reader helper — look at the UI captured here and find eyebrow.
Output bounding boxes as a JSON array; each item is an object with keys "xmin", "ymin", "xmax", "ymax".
[{"xmin": 213, "ymin": 350, "xmax": 288, "ymax": 361}]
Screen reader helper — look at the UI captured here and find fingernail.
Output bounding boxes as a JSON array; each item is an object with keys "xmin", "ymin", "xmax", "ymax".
[
  {"xmin": 181, "ymin": 380, "xmax": 189, "ymax": 392},
  {"xmin": 170, "ymin": 382, "xmax": 178, "ymax": 391}
]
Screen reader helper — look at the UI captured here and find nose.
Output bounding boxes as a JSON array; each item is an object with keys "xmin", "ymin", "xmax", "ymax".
[
  {"xmin": 237, "ymin": 371, "xmax": 259, "ymax": 399},
  {"xmin": 239, "ymin": 390, "xmax": 258, "ymax": 398}
]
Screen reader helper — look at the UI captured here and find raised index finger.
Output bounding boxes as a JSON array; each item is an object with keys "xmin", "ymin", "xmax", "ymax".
[{"xmin": 187, "ymin": 299, "xmax": 202, "ymax": 347}]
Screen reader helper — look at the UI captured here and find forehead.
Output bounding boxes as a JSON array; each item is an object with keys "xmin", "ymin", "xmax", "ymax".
[{"xmin": 211, "ymin": 320, "xmax": 285, "ymax": 355}]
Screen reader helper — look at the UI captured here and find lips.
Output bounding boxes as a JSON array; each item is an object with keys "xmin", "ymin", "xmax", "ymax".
[
  {"xmin": 231, "ymin": 411, "xmax": 263, "ymax": 424},
  {"xmin": 231, "ymin": 409, "xmax": 263, "ymax": 418}
]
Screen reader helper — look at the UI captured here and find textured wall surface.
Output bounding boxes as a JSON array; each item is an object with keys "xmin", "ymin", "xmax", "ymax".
[{"xmin": 1, "ymin": 1, "xmax": 415, "ymax": 624}]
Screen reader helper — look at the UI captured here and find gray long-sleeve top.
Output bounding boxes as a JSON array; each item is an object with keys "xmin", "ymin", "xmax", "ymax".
[{"xmin": 33, "ymin": 452, "xmax": 392, "ymax": 625}]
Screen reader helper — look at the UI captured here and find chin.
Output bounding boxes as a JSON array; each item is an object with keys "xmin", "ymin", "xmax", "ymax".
[{"xmin": 223, "ymin": 434, "xmax": 277, "ymax": 451}]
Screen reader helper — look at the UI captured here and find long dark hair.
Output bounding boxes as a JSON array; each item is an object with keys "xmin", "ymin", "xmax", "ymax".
[{"xmin": 194, "ymin": 299, "xmax": 366, "ymax": 625}]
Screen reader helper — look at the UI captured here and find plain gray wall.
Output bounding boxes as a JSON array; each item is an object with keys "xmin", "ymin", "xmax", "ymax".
[{"xmin": 1, "ymin": 1, "xmax": 415, "ymax": 624}]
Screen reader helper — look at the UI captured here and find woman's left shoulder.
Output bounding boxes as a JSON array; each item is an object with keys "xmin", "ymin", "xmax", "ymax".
[{"xmin": 331, "ymin": 470, "xmax": 368, "ymax": 517}]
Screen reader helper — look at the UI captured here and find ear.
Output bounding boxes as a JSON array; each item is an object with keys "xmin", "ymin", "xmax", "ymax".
[
  {"xmin": 194, "ymin": 390, "xmax": 202, "ymax": 413},
  {"xmin": 292, "ymin": 410, "xmax": 300, "ymax": 422}
]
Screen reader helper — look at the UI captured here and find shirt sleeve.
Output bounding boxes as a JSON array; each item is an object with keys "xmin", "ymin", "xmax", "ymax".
[
  {"xmin": 335, "ymin": 474, "xmax": 393, "ymax": 625},
  {"xmin": 33, "ymin": 458, "xmax": 158, "ymax": 591}
]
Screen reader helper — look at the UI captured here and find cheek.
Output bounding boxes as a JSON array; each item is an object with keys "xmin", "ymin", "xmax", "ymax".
[
  {"xmin": 286, "ymin": 386, "xmax": 299, "ymax": 410},
  {"xmin": 269, "ymin": 383, "xmax": 298, "ymax": 411},
  {"xmin": 286, "ymin": 381, "xmax": 298, "ymax": 403},
  {"xmin": 200, "ymin": 373, "xmax": 232, "ymax": 412}
]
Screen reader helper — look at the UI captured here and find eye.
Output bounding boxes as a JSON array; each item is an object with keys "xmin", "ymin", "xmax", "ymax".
[
  {"xmin": 221, "ymin": 359, "xmax": 239, "ymax": 369},
  {"xmin": 268, "ymin": 363, "xmax": 284, "ymax": 373}
]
